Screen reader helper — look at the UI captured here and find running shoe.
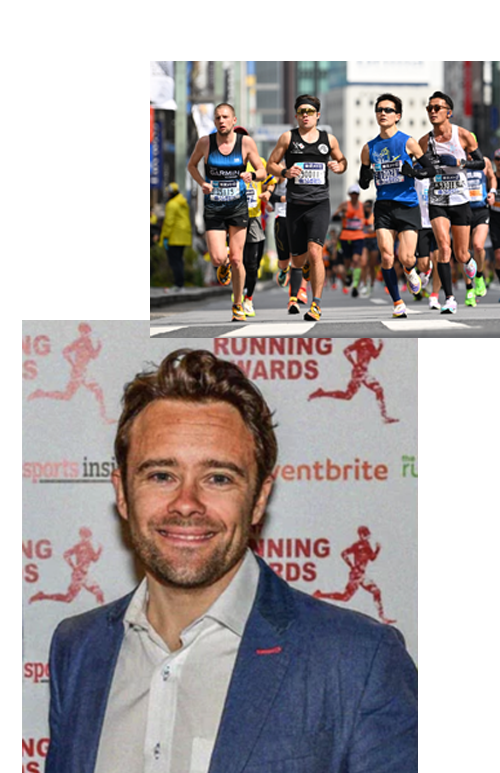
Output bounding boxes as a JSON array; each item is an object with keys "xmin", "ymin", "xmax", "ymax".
[
  {"xmin": 288, "ymin": 296, "xmax": 300, "ymax": 314},
  {"xmin": 419, "ymin": 261, "xmax": 433, "ymax": 290},
  {"xmin": 231, "ymin": 303, "xmax": 246, "ymax": 322},
  {"xmin": 464, "ymin": 257, "xmax": 477, "ymax": 280},
  {"xmin": 276, "ymin": 266, "xmax": 290, "ymax": 288},
  {"xmin": 392, "ymin": 301, "xmax": 407, "ymax": 318},
  {"xmin": 440, "ymin": 296, "xmax": 457, "ymax": 314},
  {"xmin": 474, "ymin": 275, "xmax": 487, "ymax": 297},
  {"xmin": 429, "ymin": 294, "xmax": 441, "ymax": 310},
  {"xmin": 243, "ymin": 297, "xmax": 255, "ymax": 317},
  {"xmin": 302, "ymin": 262, "xmax": 311, "ymax": 282},
  {"xmin": 217, "ymin": 261, "xmax": 232, "ymax": 286},
  {"xmin": 297, "ymin": 287, "xmax": 308, "ymax": 304},
  {"xmin": 405, "ymin": 268, "xmax": 422, "ymax": 295},
  {"xmin": 351, "ymin": 286, "xmax": 359, "ymax": 298},
  {"xmin": 304, "ymin": 301, "xmax": 321, "ymax": 321},
  {"xmin": 359, "ymin": 283, "xmax": 371, "ymax": 298},
  {"xmin": 465, "ymin": 287, "xmax": 476, "ymax": 307}
]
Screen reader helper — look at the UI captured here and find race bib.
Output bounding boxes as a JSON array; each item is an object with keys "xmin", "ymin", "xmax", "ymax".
[
  {"xmin": 345, "ymin": 218, "xmax": 363, "ymax": 230},
  {"xmin": 372, "ymin": 160, "xmax": 404, "ymax": 186},
  {"xmin": 210, "ymin": 180, "xmax": 240, "ymax": 202},
  {"xmin": 430, "ymin": 174, "xmax": 466, "ymax": 200},
  {"xmin": 245, "ymin": 184, "xmax": 258, "ymax": 208},
  {"xmin": 295, "ymin": 162, "xmax": 326, "ymax": 185}
]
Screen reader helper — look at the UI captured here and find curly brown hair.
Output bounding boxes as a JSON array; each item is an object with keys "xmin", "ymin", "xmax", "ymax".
[{"xmin": 114, "ymin": 349, "xmax": 278, "ymax": 495}]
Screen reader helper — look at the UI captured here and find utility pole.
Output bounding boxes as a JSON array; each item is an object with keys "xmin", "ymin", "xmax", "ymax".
[{"xmin": 174, "ymin": 61, "xmax": 187, "ymax": 194}]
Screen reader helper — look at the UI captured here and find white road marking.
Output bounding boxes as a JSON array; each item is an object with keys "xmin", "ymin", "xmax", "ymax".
[
  {"xmin": 150, "ymin": 326, "xmax": 187, "ymax": 337},
  {"xmin": 220, "ymin": 322, "xmax": 316, "ymax": 337},
  {"xmin": 382, "ymin": 319, "xmax": 470, "ymax": 331}
]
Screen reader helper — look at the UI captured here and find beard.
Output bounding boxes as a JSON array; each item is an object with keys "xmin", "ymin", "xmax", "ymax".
[{"xmin": 128, "ymin": 515, "xmax": 254, "ymax": 590}]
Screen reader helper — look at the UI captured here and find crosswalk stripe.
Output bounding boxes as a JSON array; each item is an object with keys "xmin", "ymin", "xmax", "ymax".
[
  {"xmin": 220, "ymin": 322, "xmax": 316, "ymax": 337},
  {"xmin": 382, "ymin": 319, "xmax": 471, "ymax": 331},
  {"xmin": 150, "ymin": 326, "xmax": 187, "ymax": 337}
]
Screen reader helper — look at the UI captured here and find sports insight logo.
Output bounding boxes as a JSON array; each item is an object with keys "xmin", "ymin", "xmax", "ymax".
[{"xmin": 24, "ymin": 322, "xmax": 116, "ymax": 424}]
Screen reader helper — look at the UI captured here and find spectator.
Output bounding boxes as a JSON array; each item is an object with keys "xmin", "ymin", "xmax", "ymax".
[{"xmin": 159, "ymin": 182, "xmax": 192, "ymax": 292}]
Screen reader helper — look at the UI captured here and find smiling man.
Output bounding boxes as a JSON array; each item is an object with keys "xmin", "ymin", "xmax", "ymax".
[{"xmin": 45, "ymin": 348, "xmax": 417, "ymax": 773}]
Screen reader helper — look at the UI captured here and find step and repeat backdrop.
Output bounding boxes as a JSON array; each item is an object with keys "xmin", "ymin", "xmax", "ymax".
[{"xmin": 22, "ymin": 321, "xmax": 417, "ymax": 772}]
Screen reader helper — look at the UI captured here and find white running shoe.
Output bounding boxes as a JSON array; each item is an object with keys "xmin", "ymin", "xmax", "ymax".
[
  {"xmin": 464, "ymin": 258, "xmax": 477, "ymax": 280},
  {"xmin": 243, "ymin": 297, "xmax": 255, "ymax": 317},
  {"xmin": 405, "ymin": 269, "xmax": 422, "ymax": 295},
  {"xmin": 428, "ymin": 294, "xmax": 441, "ymax": 310},
  {"xmin": 419, "ymin": 261, "xmax": 433, "ymax": 290},
  {"xmin": 440, "ymin": 296, "xmax": 457, "ymax": 314}
]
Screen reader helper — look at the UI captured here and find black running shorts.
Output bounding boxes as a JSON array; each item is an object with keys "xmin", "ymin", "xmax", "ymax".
[
  {"xmin": 374, "ymin": 200, "xmax": 421, "ymax": 233},
  {"xmin": 204, "ymin": 199, "xmax": 249, "ymax": 231},
  {"xmin": 470, "ymin": 206, "xmax": 490, "ymax": 230},
  {"xmin": 490, "ymin": 212, "xmax": 500, "ymax": 250},
  {"xmin": 428, "ymin": 201, "xmax": 472, "ymax": 227},
  {"xmin": 286, "ymin": 199, "xmax": 331, "ymax": 257},
  {"xmin": 416, "ymin": 228, "xmax": 437, "ymax": 259}
]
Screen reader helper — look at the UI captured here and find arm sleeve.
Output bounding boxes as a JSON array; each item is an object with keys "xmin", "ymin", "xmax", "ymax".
[
  {"xmin": 463, "ymin": 147, "xmax": 485, "ymax": 170},
  {"xmin": 359, "ymin": 163, "xmax": 373, "ymax": 189},
  {"xmin": 347, "ymin": 627, "xmax": 418, "ymax": 773}
]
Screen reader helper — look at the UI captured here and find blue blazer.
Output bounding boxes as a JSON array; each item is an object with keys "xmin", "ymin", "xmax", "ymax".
[{"xmin": 46, "ymin": 556, "xmax": 417, "ymax": 773}]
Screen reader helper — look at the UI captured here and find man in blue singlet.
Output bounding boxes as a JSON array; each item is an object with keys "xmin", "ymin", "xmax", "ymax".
[
  {"xmin": 359, "ymin": 93, "xmax": 437, "ymax": 319},
  {"xmin": 187, "ymin": 103, "xmax": 265, "ymax": 322},
  {"xmin": 267, "ymin": 95, "xmax": 347, "ymax": 322}
]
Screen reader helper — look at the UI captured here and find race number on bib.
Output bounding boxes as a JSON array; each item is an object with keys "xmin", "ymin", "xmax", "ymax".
[
  {"xmin": 372, "ymin": 160, "xmax": 404, "ymax": 186},
  {"xmin": 210, "ymin": 180, "xmax": 240, "ymax": 202},
  {"xmin": 245, "ymin": 184, "xmax": 258, "ymax": 208},
  {"xmin": 295, "ymin": 162, "xmax": 326, "ymax": 185},
  {"xmin": 430, "ymin": 174, "xmax": 466, "ymax": 200}
]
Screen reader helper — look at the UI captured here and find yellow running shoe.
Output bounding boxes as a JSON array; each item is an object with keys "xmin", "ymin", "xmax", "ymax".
[
  {"xmin": 304, "ymin": 301, "xmax": 321, "ymax": 321},
  {"xmin": 288, "ymin": 296, "xmax": 300, "ymax": 314},
  {"xmin": 231, "ymin": 303, "xmax": 246, "ymax": 322},
  {"xmin": 217, "ymin": 261, "xmax": 232, "ymax": 286}
]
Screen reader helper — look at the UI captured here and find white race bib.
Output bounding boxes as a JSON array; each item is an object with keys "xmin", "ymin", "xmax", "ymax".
[
  {"xmin": 210, "ymin": 180, "xmax": 240, "ymax": 202},
  {"xmin": 295, "ymin": 162, "xmax": 325, "ymax": 185}
]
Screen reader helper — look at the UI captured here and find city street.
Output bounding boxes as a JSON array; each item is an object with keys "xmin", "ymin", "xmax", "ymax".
[{"xmin": 150, "ymin": 280, "xmax": 500, "ymax": 338}]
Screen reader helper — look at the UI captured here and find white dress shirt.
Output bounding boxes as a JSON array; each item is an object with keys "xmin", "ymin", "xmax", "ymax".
[{"xmin": 94, "ymin": 549, "xmax": 260, "ymax": 773}]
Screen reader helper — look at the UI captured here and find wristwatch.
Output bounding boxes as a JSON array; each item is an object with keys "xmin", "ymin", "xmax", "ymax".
[{"xmin": 281, "ymin": 168, "xmax": 288, "ymax": 179}]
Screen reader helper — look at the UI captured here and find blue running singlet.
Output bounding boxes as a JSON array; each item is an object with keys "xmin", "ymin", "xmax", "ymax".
[
  {"xmin": 204, "ymin": 132, "xmax": 247, "ymax": 216},
  {"xmin": 367, "ymin": 130, "xmax": 419, "ymax": 206}
]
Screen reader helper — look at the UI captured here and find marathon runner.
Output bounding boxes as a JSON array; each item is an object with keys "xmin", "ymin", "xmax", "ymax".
[
  {"xmin": 414, "ymin": 175, "xmax": 442, "ymax": 309},
  {"xmin": 464, "ymin": 147, "xmax": 496, "ymax": 305},
  {"xmin": 266, "ymin": 177, "xmax": 309, "ymax": 309},
  {"xmin": 419, "ymin": 91, "xmax": 485, "ymax": 314},
  {"xmin": 487, "ymin": 149, "xmax": 500, "ymax": 301},
  {"xmin": 187, "ymin": 103, "xmax": 265, "ymax": 322},
  {"xmin": 333, "ymin": 184, "xmax": 366, "ymax": 297},
  {"xmin": 361, "ymin": 200, "xmax": 379, "ymax": 297},
  {"xmin": 359, "ymin": 93, "xmax": 437, "ymax": 318},
  {"xmin": 267, "ymin": 94, "xmax": 347, "ymax": 321}
]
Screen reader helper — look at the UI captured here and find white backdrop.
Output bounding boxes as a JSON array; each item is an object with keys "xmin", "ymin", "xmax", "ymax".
[{"xmin": 22, "ymin": 322, "xmax": 417, "ymax": 772}]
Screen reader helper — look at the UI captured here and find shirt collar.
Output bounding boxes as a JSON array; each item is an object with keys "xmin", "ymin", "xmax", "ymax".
[{"xmin": 124, "ymin": 549, "xmax": 260, "ymax": 641}]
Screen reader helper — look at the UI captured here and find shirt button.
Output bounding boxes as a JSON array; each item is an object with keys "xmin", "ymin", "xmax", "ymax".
[
  {"xmin": 162, "ymin": 666, "xmax": 171, "ymax": 681},
  {"xmin": 153, "ymin": 742, "xmax": 161, "ymax": 760}
]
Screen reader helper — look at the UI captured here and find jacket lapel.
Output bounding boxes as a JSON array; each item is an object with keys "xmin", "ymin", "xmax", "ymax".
[
  {"xmin": 66, "ymin": 595, "xmax": 131, "ymax": 773},
  {"xmin": 208, "ymin": 559, "xmax": 296, "ymax": 773}
]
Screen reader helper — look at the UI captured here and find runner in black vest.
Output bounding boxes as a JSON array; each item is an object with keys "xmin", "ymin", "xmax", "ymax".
[
  {"xmin": 267, "ymin": 95, "xmax": 347, "ymax": 321},
  {"xmin": 188, "ymin": 103, "xmax": 266, "ymax": 322}
]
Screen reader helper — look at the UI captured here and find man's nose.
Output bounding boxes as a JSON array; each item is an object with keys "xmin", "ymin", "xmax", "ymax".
[{"xmin": 167, "ymin": 481, "xmax": 206, "ymax": 517}]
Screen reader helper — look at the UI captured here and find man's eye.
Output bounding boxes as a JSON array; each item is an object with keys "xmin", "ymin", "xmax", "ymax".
[
  {"xmin": 150, "ymin": 472, "xmax": 172, "ymax": 482},
  {"xmin": 210, "ymin": 474, "xmax": 232, "ymax": 485}
]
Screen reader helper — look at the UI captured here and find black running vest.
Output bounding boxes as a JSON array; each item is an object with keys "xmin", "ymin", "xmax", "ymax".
[{"xmin": 284, "ymin": 127, "xmax": 331, "ymax": 204}]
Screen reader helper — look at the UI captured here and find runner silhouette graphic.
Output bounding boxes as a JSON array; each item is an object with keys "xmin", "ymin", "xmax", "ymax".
[
  {"xmin": 28, "ymin": 323, "xmax": 115, "ymax": 424},
  {"xmin": 314, "ymin": 526, "xmax": 395, "ymax": 624},
  {"xmin": 29, "ymin": 527, "xmax": 105, "ymax": 605},
  {"xmin": 308, "ymin": 338, "xmax": 399, "ymax": 424}
]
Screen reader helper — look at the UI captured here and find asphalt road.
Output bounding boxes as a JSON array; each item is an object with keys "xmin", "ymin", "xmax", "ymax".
[{"xmin": 151, "ymin": 280, "xmax": 500, "ymax": 338}]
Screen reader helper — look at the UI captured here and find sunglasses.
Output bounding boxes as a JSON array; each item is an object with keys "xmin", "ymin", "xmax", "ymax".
[
  {"xmin": 426, "ymin": 105, "xmax": 447, "ymax": 113},
  {"xmin": 375, "ymin": 107, "xmax": 397, "ymax": 114},
  {"xmin": 297, "ymin": 108, "xmax": 316, "ymax": 116}
]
